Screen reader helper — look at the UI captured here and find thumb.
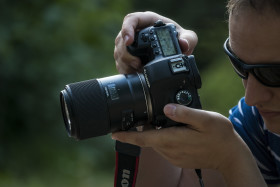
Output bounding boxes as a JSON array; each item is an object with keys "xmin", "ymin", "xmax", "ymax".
[{"xmin": 163, "ymin": 104, "xmax": 207, "ymax": 130}]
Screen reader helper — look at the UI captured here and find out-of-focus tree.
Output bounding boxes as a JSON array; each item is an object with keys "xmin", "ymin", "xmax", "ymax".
[{"xmin": 0, "ymin": 0, "xmax": 131, "ymax": 186}]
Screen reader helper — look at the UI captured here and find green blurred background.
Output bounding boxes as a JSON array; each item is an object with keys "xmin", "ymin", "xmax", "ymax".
[{"xmin": 0, "ymin": 0, "xmax": 244, "ymax": 186}]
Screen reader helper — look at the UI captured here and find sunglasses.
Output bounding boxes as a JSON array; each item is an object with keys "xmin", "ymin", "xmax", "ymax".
[{"xmin": 223, "ymin": 38, "xmax": 280, "ymax": 87}]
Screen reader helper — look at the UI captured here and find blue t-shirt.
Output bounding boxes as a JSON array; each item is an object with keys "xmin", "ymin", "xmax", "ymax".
[{"xmin": 229, "ymin": 97, "xmax": 280, "ymax": 184}]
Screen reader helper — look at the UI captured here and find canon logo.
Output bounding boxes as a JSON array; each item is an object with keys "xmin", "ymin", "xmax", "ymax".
[{"xmin": 121, "ymin": 169, "xmax": 131, "ymax": 187}]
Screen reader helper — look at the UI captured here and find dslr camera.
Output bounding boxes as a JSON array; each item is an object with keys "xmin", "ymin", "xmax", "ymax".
[{"xmin": 60, "ymin": 20, "xmax": 202, "ymax": 140}]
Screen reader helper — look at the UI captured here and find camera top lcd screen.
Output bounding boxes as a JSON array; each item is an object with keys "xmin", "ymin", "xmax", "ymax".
[{"xmin": 156, "ymin": 28, "xmax": 177, "ymax": 56}]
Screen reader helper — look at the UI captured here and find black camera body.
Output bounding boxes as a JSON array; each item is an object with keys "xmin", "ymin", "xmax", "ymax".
[
  {"xmin": 60, "ymin": 21, "xmax": 202, "ymax": 140},
  {"xmin": 141, "ymin": 55, "xmax": 201, "ymax": 127},
  {"xmin": 127, "ymin": 20, "xmax": 202, "ymax": 127},
  {"xmin": 127, "ymin": 20, "xmax": 182, "ymax": 63}
]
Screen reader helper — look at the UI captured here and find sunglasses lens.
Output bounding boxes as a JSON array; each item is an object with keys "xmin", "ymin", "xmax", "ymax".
[
  {"xmin": 224, "ymin": 38, "xmax": 280, "ymax": 87},
  {"xmin": 229, "ymin": 57, "xmax": 248, "ymax": 79},
  {"xmin": 254, "ymin": 67, "xmax": 280, "ymax": 86}
]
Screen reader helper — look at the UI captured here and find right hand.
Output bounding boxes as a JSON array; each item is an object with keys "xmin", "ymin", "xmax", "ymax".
[
  {"xmin": 112, "ymin": 104, "xmax": 267, "ymax": 187},
  {"xmin": 114, "ymin": 11, "xmax": 198, "ymax": 74}
]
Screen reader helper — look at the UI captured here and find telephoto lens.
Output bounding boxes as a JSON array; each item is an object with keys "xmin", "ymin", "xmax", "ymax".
[{"xmin": 60, "ymin": 74, "xmax": 152, "ymax": 140}]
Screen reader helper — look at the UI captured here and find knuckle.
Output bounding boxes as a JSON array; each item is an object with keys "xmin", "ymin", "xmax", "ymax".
[
  {"xmin": 134, "ymin": 136, "xmax": 147, "ymax": 147},
  {"xmin": 113, "ymin": 47, "xmax": 119, "ymax": 60},
  {"xmin": 115, "ymin": 62, "xmax": 127, "ymax": 74},
  {"xmin": 121, "ymin": 13, "xmax": 136, "ymax": 36},
  {"xmin": 115, "ymin": 62, "xmax": 121, "ymax": 72},
  {"xmin": 205, "ymin": 111, "xmax": 234, "ymax": 131},
  {"xmin": 143, "ymin": 11, "xmax": 158, "ymax": 19},
  {"xmin": 143, "ymin": 11, "xmax": 154, "ymax": 16},
  {"xmin": 124, "ymin": 11, "xmax": 146, "ymax": 21},
  {"xmin": 124, "ymin": 12, "xmax": 135, "ymax": 20},
  {"xmin": 114, "ymin": 33, "xmax": 122, "ymax": 46},
  {"xmin": 189, "ymin": 30, "xmax": 198, "ymax": 41}
]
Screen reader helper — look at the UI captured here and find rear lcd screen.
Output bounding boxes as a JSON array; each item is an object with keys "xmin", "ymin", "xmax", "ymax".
[{"xmin": 156, "ymin": 28, "xmax": 177, "ymax": 56}]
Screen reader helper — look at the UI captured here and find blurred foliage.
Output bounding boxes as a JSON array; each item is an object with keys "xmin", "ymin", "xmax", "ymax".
[
  {"xmin": 0, "ymin": 0, "xmax": 130, "ymax": 186},
  {"xmin": 0, "ymin": 0, "xmax": 244, "ymax": 186},
  {"xmin": 199, "ymin": 56, "xmax": 244, "ymax": 115}
]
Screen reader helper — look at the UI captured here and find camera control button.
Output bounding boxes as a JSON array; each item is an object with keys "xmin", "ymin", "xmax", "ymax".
[
  {"xmin": 176, "ymin": 90, "xmax": 192, "ymax": 106},
  {"xmin": 152, "ymin": 43, "xmax": 157, "ymax": 48},
  {"xmin": 154, "ymin": 20, "xmax": 165, "ymax": 27},
  {"xmin": 141, "ymin": 33, "xmax": 149, "ymax": 42},
  {"xmin": 150, "ymin": 36, "xmax": 155, "ymax": 41},
  {"xmin": 121, "ymin": 110, "xmax": 135, "ymax": 130},
  {"xmin": 154, "ymin": 50, "xmax": 160, "ymax": 55},
  {"xmin": 169, "ymin": 58, "xmax": 189, "ymax": 73}
]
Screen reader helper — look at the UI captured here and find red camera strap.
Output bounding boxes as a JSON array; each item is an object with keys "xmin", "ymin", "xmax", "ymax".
[{"xmin": 114, "ymin": 141, "xmax": 141, "ymax": 187}]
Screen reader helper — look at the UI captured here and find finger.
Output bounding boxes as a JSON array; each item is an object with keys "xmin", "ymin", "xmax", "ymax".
[
  {"xmin": 115, "ymin": 52, "xmax": 141, "ymax": 74},
  {"xmin": 121, "ymin": 11, "xmax": 178, "ymax": 46},
  {"xmin": 178, "ymin": 30, "xmax": 198, "ymax": 55},
  {"xmin": 111, "ymin": 129, "xmax": 162, "ymax": 147},
  {"xmin": 163, "ymin": 104, "xmax": 219, "ymax": 130},
  {"xmin": 121, "ymin": 12, "xmax": 160, "ymax": 45},
  {"xmin": 114, "ymin": 32, "xmax": 141, "ymax": 73}
]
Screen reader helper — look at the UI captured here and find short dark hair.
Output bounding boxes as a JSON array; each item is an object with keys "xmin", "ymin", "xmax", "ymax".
[{"xmin": 227, "ymin": 0, "xmax": 280, "ymax": 15}]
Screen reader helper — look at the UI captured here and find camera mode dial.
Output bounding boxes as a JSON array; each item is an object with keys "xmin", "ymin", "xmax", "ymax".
[{"xmin": 176, "ymin": 90, "xmax": 192, "ymax": 106}]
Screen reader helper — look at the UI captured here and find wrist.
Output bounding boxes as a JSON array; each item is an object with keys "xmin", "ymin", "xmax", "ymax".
[{"xmin": 217, "ymin": 133, "xmax": 266, "ymax": 187}]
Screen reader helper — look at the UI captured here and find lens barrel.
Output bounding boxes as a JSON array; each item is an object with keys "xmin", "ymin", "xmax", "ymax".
[{"xmin": 60, "ymin": 74, "xmax": 150, "ymax": 140}]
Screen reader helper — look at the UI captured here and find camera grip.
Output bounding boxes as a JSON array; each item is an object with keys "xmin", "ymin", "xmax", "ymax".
[{"xmin": 127, "ymin": 45, "xmax": 150, "ymax": 65}]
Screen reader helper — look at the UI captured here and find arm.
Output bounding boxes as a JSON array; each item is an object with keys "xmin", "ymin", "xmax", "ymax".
[
  {"xmin": 135, "ymin": 148, "xmax": 182, "ymax": 187},
  {"xmin": 137, "ymin": 149, "xmax": 227, "ymax": 187}
]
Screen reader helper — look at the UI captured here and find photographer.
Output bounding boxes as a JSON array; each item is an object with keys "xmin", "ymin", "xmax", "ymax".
[{"xmin": 112, "ymin": 0, "xmax": 280, "ymax": 186}]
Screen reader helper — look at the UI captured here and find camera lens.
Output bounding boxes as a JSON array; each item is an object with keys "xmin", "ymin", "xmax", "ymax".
[
  {"xmin": 60, "ymin": 74, "xmax": 151, "ymax": 140},
  {"xmin": 60, "ymin": 93, "xmax": 72, "ymax": 133}
]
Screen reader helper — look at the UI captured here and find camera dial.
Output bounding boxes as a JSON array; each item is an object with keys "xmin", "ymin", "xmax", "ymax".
[{"xmin": 176, "ymin": 90, "xmax": 193, "ymax": 106}]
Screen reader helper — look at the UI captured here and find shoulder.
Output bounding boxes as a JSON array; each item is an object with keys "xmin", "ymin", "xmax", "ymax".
[
  {"xmin": 229, "ymin": 97, "xmax": 280, "ymax": 184},
  {"xmin": 229, "ymin": 97, "xmax": 264, "ymax": 135}
]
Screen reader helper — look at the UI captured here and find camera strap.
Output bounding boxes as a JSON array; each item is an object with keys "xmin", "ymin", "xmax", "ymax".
[
  {"xmin": 114, "ymin": 140, "xmax": 141, "ymax": 187},
  {"xmin": 114, "ymin": 140, "xmax": 204, "ymax": 187}
]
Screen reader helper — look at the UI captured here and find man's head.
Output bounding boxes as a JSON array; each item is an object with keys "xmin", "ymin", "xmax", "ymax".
[
  {"xmin": 227, "ymin": 0, "xmax": 280, "ymax": 15},
  {"xmin": 226, "ymin": 0, "xmax": 280, "ymax": 133}
]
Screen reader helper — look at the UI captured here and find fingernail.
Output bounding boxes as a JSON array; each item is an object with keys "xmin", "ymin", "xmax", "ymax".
[
  {"xmin": 164, "ymin": 104, "xmax": 176, "ymax": 116},
  {"xmin": 124, "ymin": 35, "xmax": 130, "ymax": 45},
  {"xmin": 111, "ymin": 134, "xmax": 118, "ymax": 140},
  {"xmin": 182, "ymin": 39, "xmax": 190, "ymax": 53}
]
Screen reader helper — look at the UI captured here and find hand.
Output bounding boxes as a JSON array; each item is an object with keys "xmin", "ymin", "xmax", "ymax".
[
  {"xmin": 114, "ymin": 11, "xmax": 198, "ymax": 74},
  {"xmin": 112, "ymin": 104, "xmax": 252, "ymax": 172}
]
